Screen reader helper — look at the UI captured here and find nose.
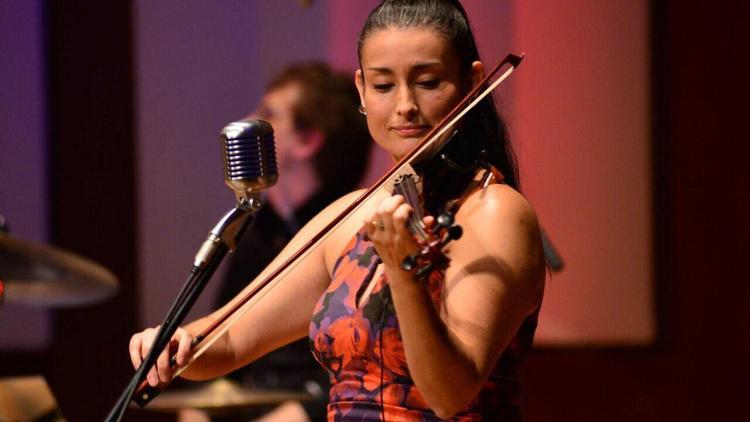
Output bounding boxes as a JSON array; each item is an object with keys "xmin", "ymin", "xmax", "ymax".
[{"xmin": 395, "ymin": 86, "xmax": 418, "ymax": 120}]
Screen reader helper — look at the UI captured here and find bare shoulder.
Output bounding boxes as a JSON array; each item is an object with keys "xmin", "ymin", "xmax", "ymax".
[
  {"xmin": 449, "ymin": 183, "xmax": 545, "ymax": 304},
  {"xmin": 441, "ymin": 184, "xmax": 545, "ymax": 370},
  {"xmin": 457, "ymin": 183, "xmax": 540, "ymax": 235}
]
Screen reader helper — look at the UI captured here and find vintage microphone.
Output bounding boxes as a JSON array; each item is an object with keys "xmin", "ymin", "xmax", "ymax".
[
  {"xmin": 193, "ymin": 119, "xmax": 278, "ymax": 268},
  {"xmin": 105, "ymin": 119, "xmax": 277, "ymax": 422}
]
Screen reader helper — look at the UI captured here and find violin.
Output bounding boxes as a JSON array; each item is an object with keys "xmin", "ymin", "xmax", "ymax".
[{"xmin": 114, "ymin": 53, "xmax": 524, "ymax": 416}]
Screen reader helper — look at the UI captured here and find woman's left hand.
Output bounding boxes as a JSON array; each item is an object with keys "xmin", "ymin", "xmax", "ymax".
[{"xmin": 364, "ymin": 194, "xmax": 425, "ymax": 282}]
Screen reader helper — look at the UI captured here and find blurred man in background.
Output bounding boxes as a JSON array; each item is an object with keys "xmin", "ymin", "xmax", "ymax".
[{"xmin": 197, "ymin": 62, "xmax": 371, "ymax": 422}]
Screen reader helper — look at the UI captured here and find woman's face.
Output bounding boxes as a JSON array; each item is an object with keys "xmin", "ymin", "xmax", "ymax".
[{"xmin": 356, "ymin": 26, "xmax": 481, "ymax": 161}]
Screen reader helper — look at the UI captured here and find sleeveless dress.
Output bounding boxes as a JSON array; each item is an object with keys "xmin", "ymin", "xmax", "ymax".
[{"xmin": 308, "ymin": 224, "xmax": 539, "ymax": 421}]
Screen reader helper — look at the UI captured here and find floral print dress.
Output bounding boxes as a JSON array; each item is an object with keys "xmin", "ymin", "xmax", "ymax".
[{"xmin": 309, "ymin": 227, "xmax": 538, "ymax": 421}]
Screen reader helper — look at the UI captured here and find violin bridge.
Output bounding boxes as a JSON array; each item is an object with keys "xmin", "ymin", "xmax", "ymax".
[{"xmin": 386, "ymin": 163, "xmax": 418, "ymax": 193}]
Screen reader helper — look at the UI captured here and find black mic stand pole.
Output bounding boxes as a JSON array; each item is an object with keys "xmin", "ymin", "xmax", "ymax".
[{"xmin": 104, "ymin": 195, "xmax": 261, "ymax": 422}]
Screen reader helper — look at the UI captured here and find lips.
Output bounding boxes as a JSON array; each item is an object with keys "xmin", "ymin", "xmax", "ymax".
[{"xmin": 391, "ymin": 124, "xmax": 430, "ymax": 137}]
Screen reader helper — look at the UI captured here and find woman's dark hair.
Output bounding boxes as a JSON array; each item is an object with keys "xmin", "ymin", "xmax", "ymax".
[
  {"xmin": 268, "ymin": 62, "xmax": 371, "ymax": 197},
  {"xmin": 357, "ymin": 0, "xmax": 519, "ymax": 193}
]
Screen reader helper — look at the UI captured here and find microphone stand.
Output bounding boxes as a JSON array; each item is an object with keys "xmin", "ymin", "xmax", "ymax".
[{"xmin": 104, "ymin": 195, "xmax": 261, "ymax": 422}]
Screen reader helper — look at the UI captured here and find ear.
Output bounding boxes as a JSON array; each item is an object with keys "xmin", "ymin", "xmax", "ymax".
[
  {"xmin": 292, "ymin": 128, "xmax": 325, "ymax": 160},
  {"xmin": 469, "ymin": 61, "xmax": 485, "ymax": 89},
  {"xmin": 355, "ymin": 69, "xmax": 366, "ymax": 105}
]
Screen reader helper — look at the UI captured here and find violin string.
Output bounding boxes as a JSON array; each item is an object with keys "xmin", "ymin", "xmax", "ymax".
[
  {"xmin": 394, "ymin": 176, "xmax": 427, "ymax": 240},
  {"xmin": 402, "ymin": 175, "xmax": 423, "ymax": 220},
  {"xmin": 403, "ymin": 176, "xmax": 428, "ymax": 239},
  {"xmin": 395, "ymin": 177, "xmax": 415, "ymax": 232}
]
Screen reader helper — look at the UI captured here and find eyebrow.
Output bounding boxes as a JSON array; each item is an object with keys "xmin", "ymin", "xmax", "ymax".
[{"xmin": 366, "ymin": 61, "xmax": 444, "ymax": 74}]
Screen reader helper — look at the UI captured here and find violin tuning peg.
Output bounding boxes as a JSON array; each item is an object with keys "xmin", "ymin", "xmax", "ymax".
[
  {"xmin": 436, "ymin": 212, "xmax": 454, "ymax": 227},
  {"xmin": 447, "ymin": 225, "xmax": 463, "ymax": 241},
  {"xmin": 401, "ymin": 254, "xmax": 417, "ymax": 271}
]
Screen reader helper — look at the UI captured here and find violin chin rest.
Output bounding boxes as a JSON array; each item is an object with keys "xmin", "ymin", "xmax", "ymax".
[{"xmin": 401, "ymin": 255, "xmax": 417, "ymax": 271}]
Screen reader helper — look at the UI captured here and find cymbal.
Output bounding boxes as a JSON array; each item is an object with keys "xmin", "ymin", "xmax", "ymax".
[
  {"xmin": 0, "ymin": 375, "xmax": 64, "ymax": 422},
  {"xmin": 0, "ymin": 233, "xmax": 118, "ymax": 307},
  {"xmin": 141, "ymin": 378, "xmax": 312, "ymax": 413}
]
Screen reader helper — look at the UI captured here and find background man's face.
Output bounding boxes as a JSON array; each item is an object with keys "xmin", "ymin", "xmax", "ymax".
[{"xmin": 252, "ymin": 82, "xmax": 303, "ymax": 171}]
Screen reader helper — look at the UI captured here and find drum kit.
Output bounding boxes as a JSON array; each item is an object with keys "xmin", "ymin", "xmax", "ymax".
[
  {"xmin": 137, "ymin": 378, "xmax": 313, "ymax": 416},
  {"xmin": 0, "ymin": 215, "xmax": 117, "ymax": 307},
  {"xmin": 0, "ymin": 215, "xmax": 312, "ymax": 419}
]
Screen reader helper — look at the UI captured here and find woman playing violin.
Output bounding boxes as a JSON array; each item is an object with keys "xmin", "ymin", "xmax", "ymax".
[{"xmin": 129, "ymin": 1, "xmax": 545, "ymax": 420}]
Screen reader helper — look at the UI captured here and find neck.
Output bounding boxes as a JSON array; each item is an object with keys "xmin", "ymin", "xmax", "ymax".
[{"xmin": 267, "ymin": 162, "xmax": 321, "ymax": 220}]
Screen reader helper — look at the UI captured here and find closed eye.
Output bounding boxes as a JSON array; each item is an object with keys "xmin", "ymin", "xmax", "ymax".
[
  {"xmin": 418, "ymin": 80, "xmax": 440, "ymax": 89},
  {"xmin": 373, "ymin": 83, "xmax": 393, "ymax": 92}
]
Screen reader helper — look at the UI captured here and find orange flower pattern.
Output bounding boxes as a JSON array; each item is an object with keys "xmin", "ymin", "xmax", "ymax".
[{"xmin": 309, "ymin": 228, "xmax": 538, "ymax": 421}]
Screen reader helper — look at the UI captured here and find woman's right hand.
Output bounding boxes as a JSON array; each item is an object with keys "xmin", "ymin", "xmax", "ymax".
[{"xmin": 129, "ymin": 326, "xmax": 194, "ymax": 387}]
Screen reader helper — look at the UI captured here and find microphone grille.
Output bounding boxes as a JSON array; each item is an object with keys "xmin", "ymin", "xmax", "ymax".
[{"xmin": 220, "ymin": 119, "xmax": 278, "ymax": 193}]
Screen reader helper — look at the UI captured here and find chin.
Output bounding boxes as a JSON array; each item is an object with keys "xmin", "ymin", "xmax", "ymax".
[
  {"xmin": 389, "ymin": 147, "xmax": 415, "ymax": 162},
  {"xmin": 379, "ymin": 136, "xmax": 421, "ymax": 160},
  {"xmin": 400, "ymin": 136, "xmax": 423, "ymax": 148}
]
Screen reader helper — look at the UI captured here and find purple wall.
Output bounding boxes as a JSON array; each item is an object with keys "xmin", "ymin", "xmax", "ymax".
[{"xmin": 0, "ymin": 0, "xmax": 50, "ymax": 350}]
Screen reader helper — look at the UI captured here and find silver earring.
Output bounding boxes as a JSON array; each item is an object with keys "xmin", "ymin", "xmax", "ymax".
[{"xmin": 358, "ymin": 104, "xmax": 367, "ymax": 116}]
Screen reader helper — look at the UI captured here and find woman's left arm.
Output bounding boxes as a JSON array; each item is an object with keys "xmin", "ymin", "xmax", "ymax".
[{"xmin": 367, "ymin": 184, "xmax": 546, "ymax": 418}]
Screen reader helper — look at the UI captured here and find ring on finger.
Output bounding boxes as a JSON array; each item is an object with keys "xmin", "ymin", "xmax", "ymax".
[{"xmin": 371, "ymin": 220, "xmax": 385, "ymax": 231}]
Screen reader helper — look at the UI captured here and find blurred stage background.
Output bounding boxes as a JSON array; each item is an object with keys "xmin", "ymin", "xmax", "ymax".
[{"xmin": 1, "ymin": 0, "xmax": 748, "ymax": 420}]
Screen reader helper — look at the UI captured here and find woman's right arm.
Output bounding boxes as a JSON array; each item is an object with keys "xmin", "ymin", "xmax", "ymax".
[{"xmin": 129, "ymin": 189, "xmax": 372, "ymax": 386}]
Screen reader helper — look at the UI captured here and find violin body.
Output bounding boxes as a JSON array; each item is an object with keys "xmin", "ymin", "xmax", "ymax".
[{"xmin": 392, "ymin": 171, "xmax": 465, "ymax": 279}]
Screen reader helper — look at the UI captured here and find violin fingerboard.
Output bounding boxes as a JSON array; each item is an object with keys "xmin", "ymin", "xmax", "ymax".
[{"xmin": 392, "ymin": 173, "xmax": 428, "ymax": 239}]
